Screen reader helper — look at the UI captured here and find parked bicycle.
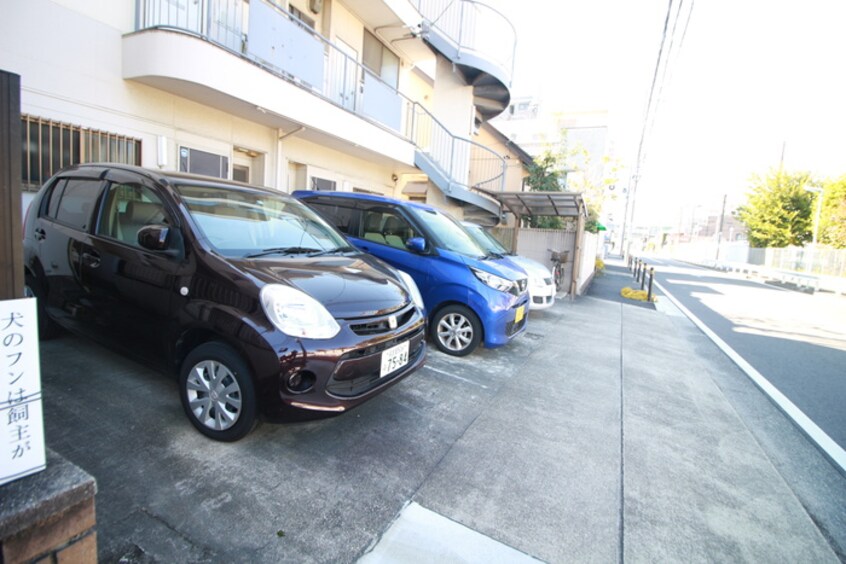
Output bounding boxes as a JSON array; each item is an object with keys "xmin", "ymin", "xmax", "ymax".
[{"xmin": 548, "ymin": 249, "xmax": 569, "ymax": 291}]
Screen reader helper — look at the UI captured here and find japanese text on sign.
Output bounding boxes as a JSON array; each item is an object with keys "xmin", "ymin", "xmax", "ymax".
[{"xmin": 1, "ymin": 298, "xmax": 46, "ymax": 486}]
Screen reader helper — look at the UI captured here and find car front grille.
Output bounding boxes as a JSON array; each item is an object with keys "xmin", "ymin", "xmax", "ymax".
[{"xmin": 348, "ymin": 303, "xmax": 416, "ymax": 336}]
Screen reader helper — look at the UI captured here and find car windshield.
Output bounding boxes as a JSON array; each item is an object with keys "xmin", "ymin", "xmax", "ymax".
[
  {"xmin": 175, "ymin": 184, "xmax": 350, "ymax": 257},
  {"xmin": 464, "ymin": 224, "xmax": 509, "ymax": 256},
  {"xmin": 409, "ymin": 207, "xmax": 486, "ymax": 258}
]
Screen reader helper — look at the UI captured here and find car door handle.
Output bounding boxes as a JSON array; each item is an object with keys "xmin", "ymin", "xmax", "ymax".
[
  {"xmin": 81, "ymin": 251, "xmax": 101, "ymax": 268},
  {"xmin": 34, "ymin": 228, "xmax": 46, "ymax": 241}
]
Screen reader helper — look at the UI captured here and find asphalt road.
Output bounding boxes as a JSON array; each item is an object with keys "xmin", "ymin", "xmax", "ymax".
[{"xmin": 647, "ymin": 257, "xmax": 846, "ymax": 455}]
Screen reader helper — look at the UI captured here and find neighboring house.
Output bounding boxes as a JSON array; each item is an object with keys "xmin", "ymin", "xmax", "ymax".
[
  {"xmin": 2, "ymin": 0, "xmax": 515, "ymax": 225},
  {"xmin": 469, "ymin": 121, "xmax": 534, "ymax": 227},
  {"xmin": 493, "ymin": 99, "xmax": 611, "ymax": 189},
  {"xmin": 474, "ymin": 121, "xmax": 533, "ymax": 193}
]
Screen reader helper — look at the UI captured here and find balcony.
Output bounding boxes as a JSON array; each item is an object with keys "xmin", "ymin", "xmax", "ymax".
[
  {"xmin": 415, "ymin": 0, "xmax": 515, "ymax": 121},
  {"xmin": 127, "ymin": 0, "xmax": 505, "ymax": 222}
]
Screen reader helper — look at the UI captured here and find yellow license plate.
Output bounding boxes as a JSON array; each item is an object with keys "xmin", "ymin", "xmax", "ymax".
[{"xmin": 514, "ymin": 305, "xmax": 525, "ymax": 324}]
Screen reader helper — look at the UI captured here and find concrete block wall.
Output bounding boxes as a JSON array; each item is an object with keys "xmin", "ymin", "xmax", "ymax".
[{"xmin": 0, "ymin": 451, "xmax": 97, "ymax": 564}]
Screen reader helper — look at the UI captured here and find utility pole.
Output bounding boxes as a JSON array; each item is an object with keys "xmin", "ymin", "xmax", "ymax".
[
  {"xmin": 804, "ymin": 185, "xmax": 823, "ymax": 245},
  {"xmin": 715, "ymin": 194, "xmax": 727, "ymax": 262},
  {"xmin": 620, "ymin": 173, "xmax": 638, "ymax": 257},
  {"xmin": 804, "ymin": 184, "xmax": 824, "ymax": 273}
]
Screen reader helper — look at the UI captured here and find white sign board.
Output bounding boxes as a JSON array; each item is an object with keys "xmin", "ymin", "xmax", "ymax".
[{"xmin": 0, "ymin": 297, "xmax": 46, "ymax": 486}]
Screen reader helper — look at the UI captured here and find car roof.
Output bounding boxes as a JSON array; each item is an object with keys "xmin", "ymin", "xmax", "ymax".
[
  {"xmin": 58, "ymin": 163, "xmax": 285, "ymax": 197},
  {"xmin": 293, "ymin": 190, "xmax": 437, "ymax": 212}
]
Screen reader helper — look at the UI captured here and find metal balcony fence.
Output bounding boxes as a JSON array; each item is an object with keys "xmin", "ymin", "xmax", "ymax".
[
  {"xmin": 414, "ymin": 0, "xmax": 516, "ymax": 83},
  {"xmin": 135, "ymin": 0, "xmax": 504, "ymax": 199}
]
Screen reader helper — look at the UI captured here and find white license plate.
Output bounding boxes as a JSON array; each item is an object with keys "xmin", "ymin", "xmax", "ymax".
[{"xmin": 380, "ymin": 340, "xmax": 410, "ymax": 377}]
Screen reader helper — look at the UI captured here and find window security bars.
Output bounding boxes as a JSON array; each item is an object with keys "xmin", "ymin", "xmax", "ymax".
[{"xmin": 21, "ymin": 114, "xmax": 142, "ymax": 190}]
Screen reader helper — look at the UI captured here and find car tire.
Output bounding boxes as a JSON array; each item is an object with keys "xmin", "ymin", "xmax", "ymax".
[
  {"xmin": 24, "ymin": 274, "xmax": 61, "ymax": 340},
  {"xmin": 179, "ymin": 342, "xmax": 257, "ymax": 442},
  {"xmin": 431, "ymin": 305, "xmax": 482, "ymax": 357}
]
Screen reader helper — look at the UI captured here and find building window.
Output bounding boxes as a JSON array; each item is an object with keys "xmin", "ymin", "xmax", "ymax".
[
  {"xmin": 21, "ymin": 114, "xmax": 141, "ymax": 190},
  {"xmin": 233, "ymin": 164, "xmax": 250, "ymax": 183},
  {"xmin": 362, "ymin": 30, "xmax": 399, "ymax": 88},
  {"xmin": 179, "ymin": 146, "xmax": 229, "ymax": 179},
  {"xmin": 311, "ymin": 177, "xmax": 337, "ymax": 191},
  {"xmin": 289, "ymin": 5, "xmax": 315, "ymax": 28}
]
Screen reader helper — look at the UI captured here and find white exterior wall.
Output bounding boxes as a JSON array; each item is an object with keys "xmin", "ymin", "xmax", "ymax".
[
  {"xmin": 432, "ymin": 57, "xmax": 473, "ymax": 138},
  {"xmin": 281, "ymin": 135, "xmax": 397, "ymax": 194},
  {"xmin": 1, "ymin": 0, "xmax": 420, "ymax": 197},
  {"xmin": 577, "ymin": 231, "xmax": 600, "ymax": 295}
]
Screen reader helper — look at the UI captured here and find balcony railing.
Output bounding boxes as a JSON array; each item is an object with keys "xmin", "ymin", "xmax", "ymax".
[
  {"xmin": 414, "ymin": 0, "xmax": 516, "ymax": 84},
  {"xmin": 135, "ymin": 0, "xmax": 505, "ymax": 201},
  {"xmin": 406, "ymin": 104, "xmax": 504, "ymax": 193}
]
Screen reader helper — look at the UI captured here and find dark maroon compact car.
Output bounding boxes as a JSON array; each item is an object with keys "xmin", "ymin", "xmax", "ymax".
[{"xmin": 23, "ymin": 164, "xmax": 426, "ymax": 441}]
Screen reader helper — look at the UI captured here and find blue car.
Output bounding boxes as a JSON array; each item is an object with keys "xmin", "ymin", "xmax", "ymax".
[{"xmin": 294, "ymin": 191, "xmax": 529, "ymax": 356}]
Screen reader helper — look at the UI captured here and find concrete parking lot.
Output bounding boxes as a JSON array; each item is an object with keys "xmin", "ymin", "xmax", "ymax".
[{"xmin": 40, "ymin": 261, "xmax": 846, "ymax": 562}]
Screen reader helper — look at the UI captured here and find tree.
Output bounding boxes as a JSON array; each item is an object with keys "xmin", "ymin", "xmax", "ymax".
[
  {"xmin": 524, "ymin": 144, "xmax": 568, "ymax": 229},
  {"xmin": 736, "ymin": 169, "xmax": 814, "ymax": 248},
  {"xmin": 819, "ymin": 175, "xmax": 846, "ymax": 248},
  {"xmin": 523, "ymin": 133, "xmax": 621, "ymax": 231}
]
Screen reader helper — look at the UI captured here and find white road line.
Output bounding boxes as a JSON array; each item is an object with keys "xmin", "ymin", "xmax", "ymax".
[
  {"xmin": 654, "ymin": 279, "xmax": 846, "ymax": 474},
  {"xmin": 425, "ymin": 365, "xmax": 490, "ymax": 389}
]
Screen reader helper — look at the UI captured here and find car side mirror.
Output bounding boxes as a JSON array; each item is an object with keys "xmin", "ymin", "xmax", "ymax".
[
  {"xmin": 137, "ymin": 224, "xmax": 172, "ymax": 252},
  {"xmin": 406, "ymin": 237, "xmax": 427, "ymax": 253}
]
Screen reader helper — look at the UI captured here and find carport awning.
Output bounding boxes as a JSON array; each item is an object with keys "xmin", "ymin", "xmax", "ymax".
[{"xmin": 479, "ymin": 190, "xmax": 587, "ymax": 218}]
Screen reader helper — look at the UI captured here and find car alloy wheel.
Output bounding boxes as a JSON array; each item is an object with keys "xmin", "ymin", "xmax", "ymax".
[
  {"xmin": 431, "ymin": 305, "xmax": 481, "ymax": 357},
  {"xmin": 179, "ymin": 342, "xmax": 257, "ymax": 441}
]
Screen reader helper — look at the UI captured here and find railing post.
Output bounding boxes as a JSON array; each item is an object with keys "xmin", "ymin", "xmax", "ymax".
[
  {"xmin": 457, "ymin": 1, "xmax": 465, "ymax": 56},
  {"xmin": 647, "ymin": 268, "xmax": 654, "ymax": 300},
  {"xmin": 203, "ymin": 0, "xmax": 211, "ymax": 39},
  {"xmin": 449, "ymin": 135, "xmax": 455, "ymax": 182},
  {"xmin": 412, "ymin": 103, "xmax": 417, "ymax": 143}
]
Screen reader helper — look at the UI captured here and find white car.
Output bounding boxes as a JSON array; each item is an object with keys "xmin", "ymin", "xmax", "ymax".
[{"xmin": 461, "ymin": 222, "xmax": 556, "ymax": 310}]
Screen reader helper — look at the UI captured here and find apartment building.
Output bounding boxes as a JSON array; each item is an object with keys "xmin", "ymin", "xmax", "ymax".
[{"xmin": 1, "ymin": 0, "xmax": 516, "ymax": 225}]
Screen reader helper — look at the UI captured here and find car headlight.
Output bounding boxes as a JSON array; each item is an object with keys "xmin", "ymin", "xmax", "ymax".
[
  {"xmin": 260, "ymin": 284, "xmax": 340, "ymax": 339},
  {"xmin": 471, "ymin": 267, "xmax": 514, "ymax": 294},
  {"xmin": 397, "ymin": 270, "xmax": 425, "ymax": 311},
  {"xmin": 530, "ymin": 276, "xmax": 548, "ymax": 289}
]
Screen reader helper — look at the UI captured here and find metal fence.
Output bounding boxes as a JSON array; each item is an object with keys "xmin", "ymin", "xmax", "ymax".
[{"xmin": 747, "ymin": 246, "xmax": 846, "ymax": 277}]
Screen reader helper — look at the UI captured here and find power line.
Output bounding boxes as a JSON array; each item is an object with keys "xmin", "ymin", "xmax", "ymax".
[
  {"xmin": 622, "ymin": 0, "xmax": 694, "ymax": 252},
  {"xmin": 641, "ymin": 0, "xmax": 695, "ymax": 169}
]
